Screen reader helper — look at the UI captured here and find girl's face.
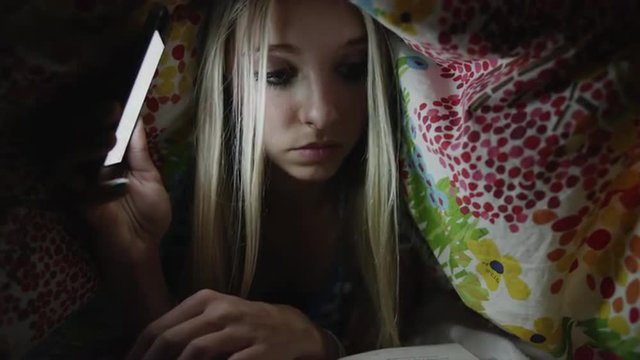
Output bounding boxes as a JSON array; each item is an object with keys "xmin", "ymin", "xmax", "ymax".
[{"xmin": 262, "ymin": 0, "xmax": 368, "ymax": 183}]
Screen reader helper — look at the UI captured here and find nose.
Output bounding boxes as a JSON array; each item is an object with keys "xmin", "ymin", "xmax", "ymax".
[{"xmin": 299, "ymin": 76, "xmax": 340, "ymax": 130}]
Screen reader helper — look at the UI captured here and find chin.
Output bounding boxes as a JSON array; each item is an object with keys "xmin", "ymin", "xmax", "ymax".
[{"xmin": 286, "ymin": 165, "xmax": 341, "ymax": 183}]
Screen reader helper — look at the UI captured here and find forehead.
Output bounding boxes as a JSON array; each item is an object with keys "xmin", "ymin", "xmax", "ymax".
[{"xmin": 268, "ymin": 0, "xmax": 365, "ymax": 47}]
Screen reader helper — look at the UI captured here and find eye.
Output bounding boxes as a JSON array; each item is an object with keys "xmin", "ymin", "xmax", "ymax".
[
  {"xmin": 337, "ymin": 61, "xmax": 367, "ymax": 83},
  {"xmin": 266, "ymin": 67, "xmax": 297, "ymax": 87}
]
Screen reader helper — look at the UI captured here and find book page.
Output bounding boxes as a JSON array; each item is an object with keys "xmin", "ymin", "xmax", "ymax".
[{"xmin": 339, "ymin": 343, "xmax": 479, "ymax": 360}]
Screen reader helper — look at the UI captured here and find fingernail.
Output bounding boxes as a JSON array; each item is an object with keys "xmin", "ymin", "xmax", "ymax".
[
  {"xmin": 102, "ymin": 178, "xmax": 129, "ymax": 194},
  {"xmin": 110, "ymin": 182, "xmax": 128, "ymax": 193}
]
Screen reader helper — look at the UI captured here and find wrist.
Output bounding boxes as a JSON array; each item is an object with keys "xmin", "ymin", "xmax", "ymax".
[
  {"xmin": 121, "ymin": 241, "xmax": 162, "ymax": 267},
  {"xmin": 283, "ymin": 305, "xmax": 342, "ymax": 360},
  {"xmin": 304, "ymin": 324, "xmax": 344, "ymax": 360},
  {"xmin": 97, "ymin": 243, "xmax": 172, "ymax": 330},
  {"xmin": 94, "ymin": 233, "xmax": 161, "ymax": 267},
  {"xmin": 318, "ymin": 327, "xmax": 345, "ymax": 359}
]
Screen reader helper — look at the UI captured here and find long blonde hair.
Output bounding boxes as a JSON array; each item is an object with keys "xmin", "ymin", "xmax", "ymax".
[{"xmin": 193, "ymin": 0, "xmax": 400, "ymax": 347}]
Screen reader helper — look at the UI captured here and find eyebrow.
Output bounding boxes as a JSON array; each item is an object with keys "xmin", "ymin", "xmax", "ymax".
[{"xmin": 268, "ymin": 35, "xmax": 367, "ymax": 54}]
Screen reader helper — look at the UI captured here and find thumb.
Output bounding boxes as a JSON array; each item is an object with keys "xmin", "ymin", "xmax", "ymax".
[{"xmin": 127, "ymin": 120, "xmax": 157, "ymax": 174}]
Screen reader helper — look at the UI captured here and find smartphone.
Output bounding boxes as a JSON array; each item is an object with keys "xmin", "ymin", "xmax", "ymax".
[{"xmin": 102, "ymin": 3, "xmax": 169, "ymax": 184}]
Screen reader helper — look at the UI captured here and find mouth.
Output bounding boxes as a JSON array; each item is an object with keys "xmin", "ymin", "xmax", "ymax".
[
  {"xmin": 289, "ymin": 141, "xmax": 342, "ymax": 162},
  {"xmin": 293, "ymin": 141, "xmax": 341, "ymax": 150}
]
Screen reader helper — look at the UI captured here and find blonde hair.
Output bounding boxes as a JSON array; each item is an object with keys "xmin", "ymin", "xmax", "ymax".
[{"xmin": 193, "ymin": 0, "xmax": 400, "ymax": 347}]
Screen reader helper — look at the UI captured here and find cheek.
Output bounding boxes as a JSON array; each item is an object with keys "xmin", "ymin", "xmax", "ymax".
[
  {"xmin": 264, "ymin": 90, "xmax": 300, "ymax": 125},
  {"xmin": 263, "ymin": 92, "xmax": 293, "ymax": 150},
  {"xmin": 343, "ymin": 89, "xmax": 367, "ymax": 138},
  {"xmin": 264, "ymin": 92, "xmax": 287, "ymax": 128}
]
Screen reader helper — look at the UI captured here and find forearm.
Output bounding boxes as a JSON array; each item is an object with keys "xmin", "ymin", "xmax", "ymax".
[{"xmin": 97, "ymin": 246, "xmax": 173, "ymax": 335}]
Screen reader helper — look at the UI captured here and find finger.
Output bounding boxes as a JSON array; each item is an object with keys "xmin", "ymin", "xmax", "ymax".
[
  {"xmin": 139, "ymin": 314, "xmax": 225, "ymax": 360},
  {"xmin": 87, "ymin": 179, "xmax": 130, "ymax": 204},
  {"xmin": 126, "ymin": 290, "xmax": 223, "ymax": 360},
  {"xmin": 69, "ymin": 154, "xmax": 115, "ymax": 189},
  {"xmin": 227, "ymin": 346, "xmax": 278, "ymax": 360},
  {"xmin": 177, "ymin": 329, "xmax": 252, "ymax": 360},
  {"xmin": 59, "ymin": 176, "xmax": 128, "ymax": 211},
  {"xmin": 127, "ymin": 121, "xmax": 157, "ymax": 174}
]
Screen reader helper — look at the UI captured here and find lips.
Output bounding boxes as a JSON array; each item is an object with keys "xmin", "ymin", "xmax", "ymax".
[
  {"xmin": 290, "ymin": 141, "xmax": 341, "ymax": 162},
  {"xmin": 293, "ymin": 141, "xmax": 340, "ymax": 150}
]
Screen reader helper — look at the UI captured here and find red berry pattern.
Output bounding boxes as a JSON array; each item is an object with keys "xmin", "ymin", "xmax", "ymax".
[
  {"xmin": 0, "ymin": 209, "xmax": 98, "ymax": 341},
  {"xmin": 409, "ymin": 44, "xmax": 635, "ymax": 233}
]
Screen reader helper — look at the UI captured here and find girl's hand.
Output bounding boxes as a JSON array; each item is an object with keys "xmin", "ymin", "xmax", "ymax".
[
  {"xmin": 125, "ymin": 289, "xmax": 336, "ymax": 360},
  {"xmin": 83, "ymin": 106, "xmax": 171, "ymax": 262},
  {"xmin": 78, "ymin": 105, "xmax": 174, "ymax": 330}
]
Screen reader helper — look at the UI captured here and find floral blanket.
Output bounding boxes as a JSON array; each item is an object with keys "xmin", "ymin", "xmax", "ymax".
[{"xmin": 358, "ymin": 0, "xmax": 640, "ymax": 359}]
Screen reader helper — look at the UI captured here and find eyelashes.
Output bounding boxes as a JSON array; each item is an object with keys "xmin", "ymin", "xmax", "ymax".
[
  {"xmin": 263, "ymin": 61, "xmax": 368, "ymax": 89},
  {"xmin": 266, "ymin": 67, "xmax": 297, "ymax": 87}
]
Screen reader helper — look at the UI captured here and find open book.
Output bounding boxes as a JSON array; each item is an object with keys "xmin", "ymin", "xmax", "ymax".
[{"xmin": 340, "ymin": 343, "xmax": 479, "ymax": 360}]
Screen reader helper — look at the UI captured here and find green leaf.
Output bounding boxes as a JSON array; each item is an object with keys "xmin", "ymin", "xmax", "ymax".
[
  {"xmin": 452, "ymin": 270, "xmax": 466, "ymax": 280},
  {"xmin": 591, "ymin": 330, "xmax": 622, "ymax": 347},
  {"xmin": 403, "ymin": 151, "xmax": 494, "ymax": 319},
  {"xmin": 455, "ymin": 274, "xmax": 488, "ymax": 313},
  {"xmin": 373, "ymin": 8, "xmax": 385, "ymax": 18},
  {"xmin": 470, "ymin": 227, "xmax": 490, "ymax": 241},
  {"xmin": 577, "ymin": 318, "xmax": 608, "ymax": 331},
  {"xmin": 456, "ymin": 250, "xmax": 472, "ymax": 267},
  {"xmin": 616, "ymin": 337, "xmax": 640, "ymax": 358},
  {"xmin": 550, "ymin": 317, "xmax": 574, "ymax": 358},
  {"xmin": 457, "ymin": 273, "xmax": 489, "ymax": 301},
  {"xmin": 398, "ymin": 61, "xmax": 411, "ymax": 78}
]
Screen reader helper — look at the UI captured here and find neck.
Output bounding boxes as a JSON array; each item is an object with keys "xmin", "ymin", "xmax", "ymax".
[{"xmin": 265, "ymin": 166, "xmax": 339, "ymax": 212}]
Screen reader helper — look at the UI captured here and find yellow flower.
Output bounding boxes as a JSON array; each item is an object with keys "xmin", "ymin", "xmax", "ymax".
[
  {"xmin": 468, "ymin": 239, "xmax": 531, "ymax": 300},
  {"xmin": 599, "ymin": 301, "xmax": 611, "ymax": 318},
  {"xmin": 179, "ymin": 75, "xmax": 192, "ymax": 94},
  {"xmin": 609, "ymin": 315, "xmax": 631, "ymax": 336},
  {"xmin": 168, "ymin": 23, "xmax": 184, "ymax": 42},
  {"xmin": 503, "ymin": 317, "xmax": 562, "ymax": 353},
  {"xmin": 599, "ymin": 303, "xmax": 630, "ymax": 335},
  {"xmin": 157, "ymin": 80, "xmax": 175, "ymax": 96},
  {"xmin": 384, "ymin": 0, "xmax": 435, "ymax": 35},
  {"xmin": 159, "ymin": 65, "xmax": 178, "ymax": 82}
]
